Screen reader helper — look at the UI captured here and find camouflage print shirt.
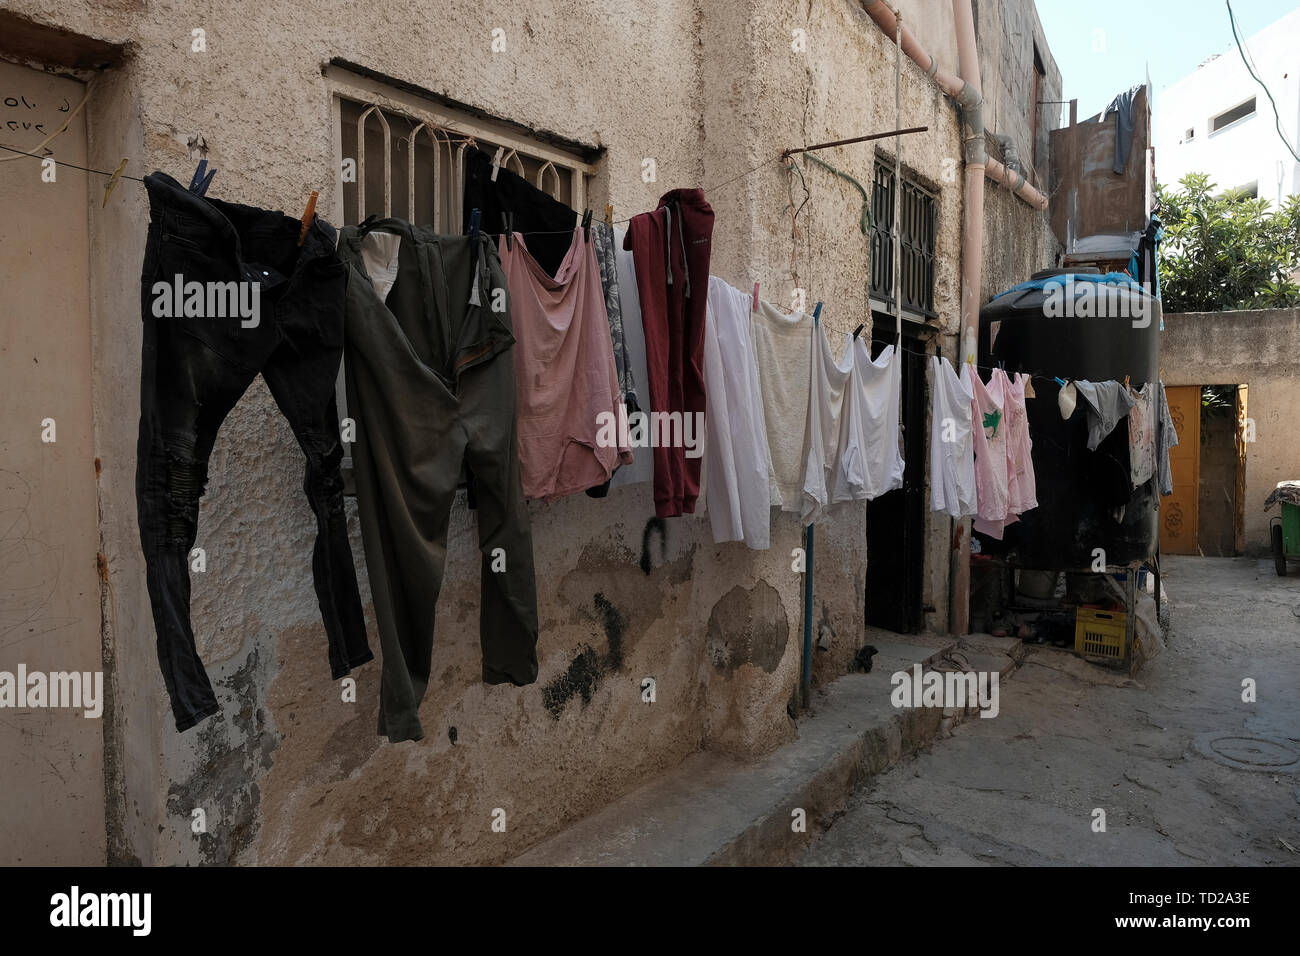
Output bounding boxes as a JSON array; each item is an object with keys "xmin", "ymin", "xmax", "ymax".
[{"xmin": 591, "ymin": 221, "xmax": 636, "ymax": 405}]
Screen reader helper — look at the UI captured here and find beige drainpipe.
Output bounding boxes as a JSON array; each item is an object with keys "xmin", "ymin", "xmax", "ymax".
[
  {"xmin": 860, "ymin": 0, "xmax": 1049, "ymax": 635},
  {"xmin": 951, "ymin": 0, "xmax": 983, "ymax": 637}
]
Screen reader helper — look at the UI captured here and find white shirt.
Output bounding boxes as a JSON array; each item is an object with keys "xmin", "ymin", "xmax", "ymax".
[
  {"xmin": 929, "ymin": 356, "xmax": 977, "ymax": 517},
  {"xmin": 833, "ymin": 338, "xmax": 904, "ymax": 505},
  {"xmin": 701, "ymin": 277, "xmax": 776, "ymax": 548}
]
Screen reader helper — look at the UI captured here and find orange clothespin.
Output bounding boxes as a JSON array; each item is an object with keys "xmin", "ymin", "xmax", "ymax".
[
  {"xmin": 102, "ymin": 158, "xmax": 128, "ymax": 208},
  {"xmin": 298, "ymin": 190, "xmax": 319, "ymax": 246},
  {"xmin": 1124, "ymin": 374, "xmax": 1131, "ymax": 391},
  {"xmin": 752, "ymin": 281, "xmax": 760, "ymax": 311},
  {"xmin": 604, "ymin": 202, "xmax": 613, "ymax": 231}
]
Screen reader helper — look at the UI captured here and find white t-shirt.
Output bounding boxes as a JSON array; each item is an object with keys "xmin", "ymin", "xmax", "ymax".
[
  {"xmin": 1127, "ymin": 382, "xmax": 1156, "ymax": 488},
  {"xmin": 833, "ymin": 338, "xmax": 904, "ymax": 505},
  {"xmin": 701, "ymin": 277, "xmax": 776, "ymax": 548},
  {"xmin": 801, "ymin": 324, "xmax": 853, "ymax": 523},
  {"xmin": 929, "ymin": 356, "xmax": 977, "ymax": 517},
  {"xmin": 750, "ymin": 298, "xmax": 814, "ymax": 511}
]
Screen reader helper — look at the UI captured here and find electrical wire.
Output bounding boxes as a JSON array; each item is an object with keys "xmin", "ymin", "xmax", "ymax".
[{"xmin": 1225, "ymin": 0, "xmax": 1300, "ymax": 165}]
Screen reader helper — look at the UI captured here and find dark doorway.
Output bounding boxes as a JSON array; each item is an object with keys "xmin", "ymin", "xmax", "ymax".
[
  {"xmin": 865, "ymin": 321, "xmax": 927, "ymax": 633},
  {"xmin": 1196, "ymin": 384, "xmax": 1246, "ymax": 556}
]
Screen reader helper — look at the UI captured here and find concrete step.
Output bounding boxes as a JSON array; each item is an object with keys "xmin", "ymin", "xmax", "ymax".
[{"xmin": 509, "ymin": 635, "xmax": 1022, "ymax": 866}]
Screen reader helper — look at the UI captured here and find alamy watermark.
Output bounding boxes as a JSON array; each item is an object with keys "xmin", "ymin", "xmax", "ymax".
[
  {"xmin": 151, "ymin": 273, "xmax": 260, "ymax": 328},
  {"xmin": 595, "ymin": 405, "xmax": 704, "ymax": 458},
  {"xmin": 0, "ymin": 664, "xmax": 103, "ymax": 718},
  {"xmin": 890, "ymin": 663, "xmax": 999, "ymax": 718},
  {"xmin": 1041, "ymin": 275, "xmax": 1153, "ymax": 329},
  {"xmin": 50, "ymin": 886, "xmax": 150, "ymax": 936}
]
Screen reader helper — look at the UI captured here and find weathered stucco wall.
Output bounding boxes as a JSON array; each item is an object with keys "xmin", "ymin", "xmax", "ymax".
[
  {"xmin": 1161, "ymin": 309, "xmax": 1300, "ymax": 556},
  {"xmin": 1, "ymin": 0, "xmax": 1062, "ymax": 865}
]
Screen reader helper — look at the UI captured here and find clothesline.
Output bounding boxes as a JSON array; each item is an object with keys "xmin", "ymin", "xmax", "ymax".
[
  {"xmin": 0, "ymin": 141, "xmax": 149, "ymax": 183},
  {"xmin": 0, "ymin": 130, "xmax": 1132, "ymax": 391},
  {"xmin": 801, "ymin": 318, "xmax": 1059, "ymax": 382},
  {"xmin": 0, "ymin": 141, "xmax": 789, "ymax": 212}
]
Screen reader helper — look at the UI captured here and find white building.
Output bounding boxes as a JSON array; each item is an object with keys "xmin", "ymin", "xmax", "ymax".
[{"xmin": 1156, "ymin": 6, "xmax": 1300, "ymax": 207}]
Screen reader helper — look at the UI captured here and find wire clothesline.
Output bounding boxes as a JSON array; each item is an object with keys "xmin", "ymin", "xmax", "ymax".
[
  {"xmin": 0, "ymin": 141, "xmax": 801, "ymax": 214},
  {"xmin": 0, "ymin": 141, "xmax": 148, "ymax": 183}
]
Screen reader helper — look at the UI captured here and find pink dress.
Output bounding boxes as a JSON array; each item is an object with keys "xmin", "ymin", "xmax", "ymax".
[
  {"xmin": 499, "ymin": 228, "xmax": 632, "ymax": 500},
  {"xmin": 1005, "ymin": 372, "xmax": 1038, "ymax": 516},
  {"xmin": 973, "ymin": 369, "xmax": 1038, "ymax": 539},
  {"xmin": 972, "ymin": 368, "xmax": 1011, "ymax": 539}
]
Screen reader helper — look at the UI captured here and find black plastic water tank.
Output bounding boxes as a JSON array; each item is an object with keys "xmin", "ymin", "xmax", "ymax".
[
  {"xmin": 979, "ymin": 271, "xmax": 1159, "ymax": 384},
  {"xmin": 975, "ymin": 273, "xmax": 1161, "ymax": 571}
]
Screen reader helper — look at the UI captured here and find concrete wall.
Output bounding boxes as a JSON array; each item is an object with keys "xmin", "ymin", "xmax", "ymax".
[
  {"xmin": 1162, "ymin": 308, "xmax": 1300, "ymax": 556},
  {"xmin": 979, "ymin": 0, "xmax": 1059, "ymax": 190},
  {"xmin": 0, "ymin": 0, "xmax": 1062, "ymax": 865},
  {"xmin": 1156, "ymin": 7, "xmax": 1300, "ymax": 207}
]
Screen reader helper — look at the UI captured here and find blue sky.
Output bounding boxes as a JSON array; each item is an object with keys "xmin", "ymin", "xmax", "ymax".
[{"xmin": 1035, "ymin": 0, "xmax": 1299, "ymax": 121}]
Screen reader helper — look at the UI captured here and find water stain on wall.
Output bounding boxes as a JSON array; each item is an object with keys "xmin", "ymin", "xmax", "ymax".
[
  {"xmin": 706, "ymin": 580, "xmax": 788, "ymax": 674},
  {"xmin": 167, "ymin": 647, "xmax": 276, "ymax": 864}
]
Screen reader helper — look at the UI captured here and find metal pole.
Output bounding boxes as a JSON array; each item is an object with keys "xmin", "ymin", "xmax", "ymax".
[
  {"xmin": 783, "ymin": 126, "xmax": 928, "ymax": 158},
  {"xmin": 802, "ymin": 524, "xmax": 815, "ymax": 706},
  {"xmin": 1125, "ymin": 568, "xmax": 1137, "ymax": 673},
  {"xmin": 893, "ymin": 11, "xmax": 903, "ymax": 346}
]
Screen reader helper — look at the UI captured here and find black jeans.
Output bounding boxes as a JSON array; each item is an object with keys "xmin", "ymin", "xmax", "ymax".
[{"xmin": 137, "ymin": 172, "xmax": 371, "ymax": 732}]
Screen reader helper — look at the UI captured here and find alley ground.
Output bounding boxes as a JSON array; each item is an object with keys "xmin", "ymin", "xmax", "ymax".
[{"xmin": 799, "ymin": 556, "xmax": 1300, "ymax": 866}]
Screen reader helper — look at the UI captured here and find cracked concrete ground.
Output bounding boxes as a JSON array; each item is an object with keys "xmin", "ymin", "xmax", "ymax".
[{"xmin": 799, "ymin": 556, "xmax": 1300, "ymax": 866}]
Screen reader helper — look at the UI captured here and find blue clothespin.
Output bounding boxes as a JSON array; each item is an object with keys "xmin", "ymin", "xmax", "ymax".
[
  {"xmin": 189, "ymin": 159, "xmax": 216, "ymax": 196},
  {"xmin": 469, "ymin": 207, "xmax": 481, "ymax": 242},
  {"xmin": 812, "ymin": 301, "xmax": 823, "ymax": 323},
  {"xmin": 1054, "ymin": 376, "xmax": 1067, "ymax": 386}
]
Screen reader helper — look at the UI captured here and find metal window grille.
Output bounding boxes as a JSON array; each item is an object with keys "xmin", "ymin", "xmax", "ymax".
[
  {"xmin": 870, "ymin": 161, "xmax": 937, "ymax": 319},
  {"xmin": 337, "ymin": 97, "xmax": 594, "ymax": 228}
]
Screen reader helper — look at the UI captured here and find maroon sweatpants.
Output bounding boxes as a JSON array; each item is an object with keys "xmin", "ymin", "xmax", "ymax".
[{"xmin": 623, "ymin": 188, "xmax": 714, "ymax": 518}]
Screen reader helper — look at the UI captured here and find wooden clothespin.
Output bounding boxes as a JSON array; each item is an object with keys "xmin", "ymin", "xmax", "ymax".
[
  {"xmin": 298, "ymin": 190, "xmax": 319, "ymax": 246},
  {"xmin": 752, "ymin": 282, "xmax": 760, "ymax": 311},
  {"xmin": 604, "ymin": 202, "xmax": 613, "ymax": 231},
  {"xmin": 102, "ymin": 158, "xmax": 128, "ymax": 208},
  {"xmin": 1124, "ymin": 374, "xmax": 1131, "ymax": 390},
  {"xmin": 468, "ymin": 207, "xmax": 481, "ymax": 242}
]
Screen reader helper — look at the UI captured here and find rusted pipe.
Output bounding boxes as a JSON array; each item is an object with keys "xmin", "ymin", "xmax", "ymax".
[{"xmin": 951, "ymin": 0, "xmax": 983, "ymax": 638}]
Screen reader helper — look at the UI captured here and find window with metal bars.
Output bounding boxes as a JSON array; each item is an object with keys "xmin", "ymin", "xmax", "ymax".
[
  {"xmin": 333, "ymin": 99, "xmax": 596, "ymax": 229},
  {"xmin": 870, "ymin": 161, "xmax": 937, "ymax": 319}
]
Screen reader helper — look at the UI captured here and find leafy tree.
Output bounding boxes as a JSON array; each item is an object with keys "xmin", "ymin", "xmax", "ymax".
[{"xmin": 1157, "ymin": 172, "xmax": 1300, "ymax": 312}]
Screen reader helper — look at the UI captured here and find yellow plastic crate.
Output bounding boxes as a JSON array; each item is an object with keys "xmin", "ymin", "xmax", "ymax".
[{"xmin": 1074, "ymin": 608, "xmax": 1126, "ymax": 659}]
